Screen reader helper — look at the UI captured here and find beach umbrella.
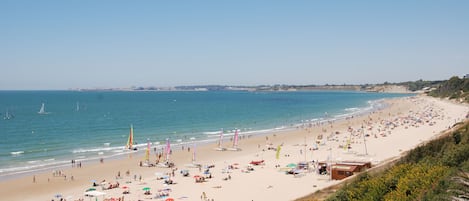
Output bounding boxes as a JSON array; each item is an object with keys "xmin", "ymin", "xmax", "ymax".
[
  {"xmin": 86, "ymin": 188, "xmax": 96, "ymax": 192},
  {"xmin": 121, "ymin": 186, "xmax": 129, "ymax": 189},
  {"xmin": 193, "ymin": 175, "xmax": 201, "ymax": 178},
  {"xmin": 142, "ymin": 187, "xmax": 151, "ymax": 191},
  {"xmin": 286, "ymin": 163, "xmax": 297, "ymax": 168},
  {"xmin": 54, "ymin": 194, "xmax": 62, "ymax": 198},
  {"xmin": 165, "ymin": 198, "xmax": 175, "ymax": 201}
]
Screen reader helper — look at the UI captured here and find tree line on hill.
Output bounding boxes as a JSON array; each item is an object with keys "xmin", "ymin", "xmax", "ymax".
[{"xmin": 427, "ymin": 76, "xmax": 469, "ymax": 102}]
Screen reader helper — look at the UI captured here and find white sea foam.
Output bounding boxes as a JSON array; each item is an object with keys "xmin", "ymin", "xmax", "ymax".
[
  {"xmin": 345, "ymin": 107, "xmax": 360, "ymax": 112},
  {"xmin": 72, "ymin": 146, "xmax": 124, "ymax": 154},
  {"xmin": 0, "ymin": 159, "xmax": 70, "ymax": 178},
  {"xmin": 203, "ymin": 131, "xmax": 221, "ymax": 135},
  {"xmin": 10, "ymin": 151, "xmax": 24, "ymax": 155}
]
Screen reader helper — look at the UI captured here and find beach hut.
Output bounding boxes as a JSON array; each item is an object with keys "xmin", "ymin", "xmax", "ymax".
[
  {"xmin": 330, "ymin": 161, "xmax": 371, "ymax": 180},
  {"xmin": 331, "ymin": 165, "xmax": 357, "ymax": 180}
]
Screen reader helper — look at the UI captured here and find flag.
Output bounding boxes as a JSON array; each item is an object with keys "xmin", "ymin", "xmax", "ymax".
[
  {"xmin": 145, "ymin": 138, "xmax": 150, "ymax": 162},
  {"xmin": 276, "ymin": 145, "xmax": 281, "ymax": 159}
]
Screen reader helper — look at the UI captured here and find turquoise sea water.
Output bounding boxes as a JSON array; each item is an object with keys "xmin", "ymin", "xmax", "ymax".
[{"xmin": 0, "ymin": 90, "xmax": 411, "ymax": 178}]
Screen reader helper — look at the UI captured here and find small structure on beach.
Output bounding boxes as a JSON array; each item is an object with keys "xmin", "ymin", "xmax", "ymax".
[{"xmin": 330, "ymin": 161, "xmax": 371, "ymax": 180}]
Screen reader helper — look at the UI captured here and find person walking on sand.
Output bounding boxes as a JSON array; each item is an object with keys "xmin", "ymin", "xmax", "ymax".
[
  {"xmin": 202, "ymin": 192, "xmax": 207, "ymax": 201},
  {"xmin": 33, "ymin": 175, "xmax": 36, "ymax": 183}
]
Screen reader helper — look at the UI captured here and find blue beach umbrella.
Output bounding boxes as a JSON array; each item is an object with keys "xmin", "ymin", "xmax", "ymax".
[{"xmin": 286, "ymin": 163, "xmax": 297, "ymax": 168}]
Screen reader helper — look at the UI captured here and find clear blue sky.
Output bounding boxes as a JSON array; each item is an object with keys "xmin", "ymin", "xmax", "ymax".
[{"xmin": 1, "ymin": 1, "xmax": 468, "ymax": 90}]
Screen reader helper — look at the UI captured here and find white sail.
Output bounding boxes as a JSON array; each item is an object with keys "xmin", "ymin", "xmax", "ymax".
[
  {"xmin": 214, "ymin": 128, "xmax": 226, "ymax": 151},
  {"xmin": 227, "ymin": 129, "xmax": 242, "ymax": 151},
  {"xmin": 38, "ymin": 103, "xmax": 48, "ymax": 114},
  {"xmin": 4, "ymin": 109, "xmax": 13, "ymax": 120}
]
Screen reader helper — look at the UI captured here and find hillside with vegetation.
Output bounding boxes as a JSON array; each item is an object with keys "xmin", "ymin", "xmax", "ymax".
[
  {"xmin": 428, "ymin": 76, "xmax": 469, "ymax": 103},
  {"xmin": 299, "ymin": 121, "xmax": 469, "ymax": 201},
  {"xmin": 399, "ymin": 79, "xmax": 444, "ymax": 92}
]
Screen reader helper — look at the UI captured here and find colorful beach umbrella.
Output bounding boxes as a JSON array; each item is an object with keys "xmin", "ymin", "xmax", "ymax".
[
  {"xmin": 286, "ymin": 163, "xmax": 297, "ymax": 168},
  {"xmin": 86, "ymin": 188, "xmax": 96, "ymax": 192},
  {"xmin": 165, "ymin": 198, "xmax": 174, "ymax": 201},
  {"xmin": 142, "ymin": 187, "xmax": 150, "ymax": 191}
]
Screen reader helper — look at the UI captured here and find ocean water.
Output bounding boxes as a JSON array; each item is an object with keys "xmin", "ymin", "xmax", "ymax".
[{"xmin": 0, "ymin": 90, "xmax": 411, "ymax": 178}]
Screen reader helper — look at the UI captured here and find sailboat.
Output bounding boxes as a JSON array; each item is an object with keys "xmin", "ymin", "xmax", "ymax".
[
  {"xmin": 38, "ymin": 103, "xmax": 49, "ymax": 114},
  {"xmin": 227, "ymin": 129, "xmax": 242, "ymax": 151},
  {"xmin": 141, "ymin": 138, "xmax": 153, "ymax": 166},
  {"xmin": 3, "ymin": 109, "xmax": 14, "ymax": 120},
  {"xmin": 185, "ymin": 142, "xmax": 202, "ymax": 168},
  {"xmin": 213, "ymin": 128, "xmax": 226, "ymax": 151},
  {"xmin": 125, "ymin": 124, "xmax": 137, "ymax": 150},
  {"xmin": 76, "ymin": 102, "xmax": 80, "ymax": 112},
  {"xmin": 157, "ymin": 138, "xmax": 174, "ymax": 168},
  {"xmin": 165, "ymin": 138, "xmax": 171, "ymax": 163}
]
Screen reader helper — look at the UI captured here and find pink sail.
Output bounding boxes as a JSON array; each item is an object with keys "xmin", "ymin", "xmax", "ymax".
[
  {"xmin": 165, "ymin": 138, "xmax": 171, "ymax": 162},
  {"xmin": 233, "ymin": 129, "xmax": 239, "ymax": 148},
  {"xmin": 192, "ymin": 143, "xmax": 197, "ymax": 163},
  {"xmin": 218, "ymin": 128, "xmax": 224, "ymax": 148}
]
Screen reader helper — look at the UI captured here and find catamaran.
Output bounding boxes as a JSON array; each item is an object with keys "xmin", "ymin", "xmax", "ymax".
[
  {"xmin": 185, "ymin": 142, "xmax": 202, "ymax": 168},
  {"xmin": 227, "ymin": 129, "xmax": 242, "ymax": 151},
  {"xmin": 157, "ymin": 138, "xmax": 174, "ymax": 168},
  {"xmin": 141, "ymin": 138, "xmax": 153, "ymax": 167},
  {"xmin": 38, "ymin": 103, "xmax": 49, "ymax": 114},
  {"xmin": 125, "ymin": 124, "xmax": 137, "ymax": 150},
  {"xmin": 213, "ymin": 128, "xmax": 226, "ymax": 151},
  {"xmin": 3, "ymin": 109, "xmax": 14, "ymax": 120}
]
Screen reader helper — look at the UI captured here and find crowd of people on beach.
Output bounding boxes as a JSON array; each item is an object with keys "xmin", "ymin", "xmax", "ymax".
[{"xmin": 27, "ymin": 96, "xmax": 469, "ymax": 201}]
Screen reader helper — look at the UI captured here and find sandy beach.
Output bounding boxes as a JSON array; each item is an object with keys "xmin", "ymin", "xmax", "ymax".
[{"xmin": 0, "ymin": 95, "xmax": 467, "ymax": 201}]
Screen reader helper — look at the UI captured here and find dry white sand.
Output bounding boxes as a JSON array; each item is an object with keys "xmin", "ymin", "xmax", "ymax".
[{"xmin": 0, "ymin": 95, "xmax": 467, "ymax": 201}]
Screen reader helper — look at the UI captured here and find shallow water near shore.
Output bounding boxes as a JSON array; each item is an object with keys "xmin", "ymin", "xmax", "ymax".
[{"xmin": 0, "ymin": 90, "xmax": 411, "ymax": 179}]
